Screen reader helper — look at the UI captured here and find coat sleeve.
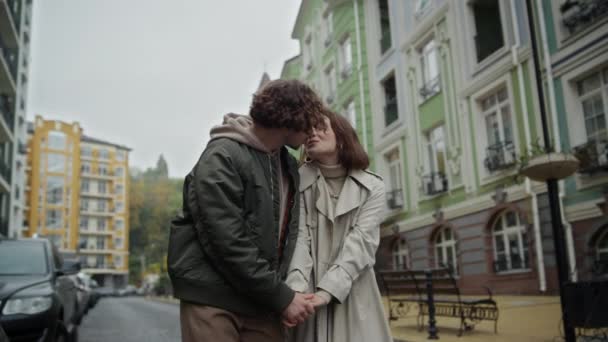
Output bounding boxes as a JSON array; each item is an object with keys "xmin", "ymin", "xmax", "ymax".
[
  {"xmin": 285, "ymin": 192, "xmax": 314, "ymax": 293},
  {"xmin": 317, "ymin": 180, "xmax": 385, "ymax": 303},
  {"xmin": 193, "ymin": 143, "xmax": 294, "ymax": 313}
]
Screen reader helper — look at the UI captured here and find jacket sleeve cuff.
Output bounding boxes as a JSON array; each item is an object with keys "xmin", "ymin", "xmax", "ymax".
[
  {"xmin": 285, "ymin": 269, "xmax": 310, "ymax": 293},
  {"xmin": 317, "ymin": 265, "xmax": 353, "ymax": 304},
  {"xmin": 269, "ymin": 282, "xmax": 296, "ymax": 314}
]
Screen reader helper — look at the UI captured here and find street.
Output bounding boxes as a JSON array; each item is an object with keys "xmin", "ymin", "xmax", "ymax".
[{"xmin": 80, "ymin": 297, "xmax": 181, "ymax": 342}]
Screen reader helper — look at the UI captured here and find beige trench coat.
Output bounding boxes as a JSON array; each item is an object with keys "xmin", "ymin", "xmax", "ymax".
[{"xmin": 286, "ymin": 164, "xmax": 393, "ymax": 342}]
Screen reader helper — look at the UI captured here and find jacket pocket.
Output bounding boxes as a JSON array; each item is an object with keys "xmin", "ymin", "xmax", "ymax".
[{"xmin": 167, "ymin": 215, "xmax": 198, "ymax": 278}]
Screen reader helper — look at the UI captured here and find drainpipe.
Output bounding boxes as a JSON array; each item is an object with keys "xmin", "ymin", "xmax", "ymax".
[
  {"xmin": 353, "ymin": 0, "xmax": 369, "ymax": 152},
  {"xmin": 511, "ymin": 0, "xmax": 546, "ymax": 292},
  {"xmin": 534, "ymin": 0, "xmax": 577, "ymax": 282}
]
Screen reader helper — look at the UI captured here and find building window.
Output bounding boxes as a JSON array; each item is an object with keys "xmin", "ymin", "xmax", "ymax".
[
  {"xmin": 471, "ymin": 0, "xmax": 504, "ymax": 63},
  {"xmin": 344, "ymin": 100, "xmax": 356, "ymax": 129},
  {"xmin": 422, "ymin": 125, "xmax": 448, "ymax": 195},
  {"xmin": 114, "ymin": 255, "xmax": 122, "ymax": 268},
  {"xmin": 115, "ymin": 238, "xmax": 123, "ymax": 249},
  {"xmin": 392, "ymin": 238, "xmax": 410, "ymax": 270},
  {"xmin": 115, "ymin": 150, "xmax": 126, "ymax": 161},
  {"xmin": 385, "ymin": 149, "xmax": 403, "ymax": 209},
  {"xmin": 434, "ymin": 227, "xmax": 458, "ymax": 274},
  {"xmin": 98, "ymin": 181, "xmax": 107, "ymax": 194},
  {"xmin": 98, "ymin": 163, "xmax": 109, "ymax": 175},
  {"xmin": 378, "ymin": 0, "xmax": 392, "ymax": 54},
  {"xmin": 340, "ymin": 37, "xmax": 352, "ymax": 79},
  {"xmin": 98, "ymin": 149, "xmax": 110, "ymax": 159},
  {"xmin": 79, "ymin": 217, "xmax": 88, "ymax": 230},
  {"xmin": 81, "ymin": 162, "xmax": 91, "ymax": 174},
  {"xmin": 47, "ymin": 153, "xmax": 66, "ymax": 173},
  {"xmin": 46, "ymin": 176, "xmax": 64, "ymax": 205},
  {"xmin": 96, "ymin": 238, "xmax": 105, "ymax": 250},
  {"xmin": 115, "ymin": 201, "xmax": 124, "ymax": 213},
  {"xmin": 115, "ymin": 183, "xmax": 124, "ymax": 194},
  {"xmin": 419, "ymin": 39, "xmax": 440, "ymax": 100},
  {"xmin": 48, "ymin": 235, "xmax": 62, "ymax": 249},
  {"xmin": 481, "ymin": 87, "xmax": 517, "ymax": 172},
  {"xmin": 561, "ymin": 0, "xmax": 608, "ymax": 34},
  {"xmin": 81, "ymin": 146, "xmax": 92, "ymax": 158},
  {"xmin": 303, "ymin": 34, "xmax": 313, "ymax": 71},
  {"xmin": 80, "ymin": 199, "xmax": 89, "ymax": 211},
  {"xmin": 382, "ymin": 75, "xmax": 398, "ymax": 126},
  {"xmin": 46, "ymin": 209, "xmax": 63, "ymax": 229},
  {"xmin": 115, "ymin": 219, "xmax": 124, "ymax": 230},
  {"xmin": 115, "ymin": 167, "xmax": 124, "ymax": 177},
  {"xmin": 492, "ymin": 211, "xmax": 529, "ymax": 272},
  {"xmin": 48, "ymin": 131, "xmax": 67, "ymax": 151},
  {"xmin": 578, "ymin": 70, "xmax": 607, "ymax": 143},
  {"xmin": 81, "ymin": 180, "xmax": 90, "ymax": 193},
  {"xmin": 97, "ymin": 200, "xmax": 106, "ymax": 212},
  {"xmin": 97, "ymin": 218, "xmax": 106, "ymax": 231},
  {"xmin": 324, "ymin": 64, "xmax": 337, "ymax": 104},
  {"xmin": 96, "ymin": 255, "xmax": 104, "ymax": 267}
]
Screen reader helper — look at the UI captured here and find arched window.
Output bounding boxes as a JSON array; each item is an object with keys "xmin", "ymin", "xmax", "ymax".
[
  {"xmin": 595, "ymin": 228, "xmax": 608, "ymax": 275},
  {"xmin": 435, "ymin": 227, "xmax": 458, "ymax": 274},
  {"xmin": 392, "ymin": 238, "xmax": 410, "ymax": 270},
  {"xmin": 492, "ymin": 211, "xmax": 529, "ymax": 272}
]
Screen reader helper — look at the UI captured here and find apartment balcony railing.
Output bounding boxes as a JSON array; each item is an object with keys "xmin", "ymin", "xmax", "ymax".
[
  {"xmin": 384, "ymin": 97, "xmax": 398, "ymax": 126},
  {"xmin": 421, "ymin": 172, "xmax": 448, "ymax": 196},
  {"xmin": 561, "ymin": 0, "xmax": 608, "ymax": 34},
  {"xmin": 6, "ymin": 0, "xmax": 22, "ymax": 32},
  {"xmin": 0, "ymin": 157, "xmax": 11, "ymax": 184},
  {"xmin": 484, "ymin": 141, "xmax": 517, "ymax": 172},
  {"xmin": 340, "ymin": 64, "xmax": 352, "ymax": 80},
  {"xmin": 0, "ymin": 95, "xmax": 14, "ymax": 130},
  {"xmin": 419, "ymin": 76, "xmax": 441, "ymax": 100},
  {"xmin": 573, "ymin": 139, "xmax": 608, "ymax": 175},
  {"xmin": 386, "ymin": 189, "xmax": 404, "ymax": 210},
  {"xmin": 0, "ymin": 35, "xmax": 18, "ymax": 83}
]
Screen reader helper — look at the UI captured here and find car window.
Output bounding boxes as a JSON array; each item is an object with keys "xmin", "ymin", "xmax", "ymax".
[{"xmin": 0, "ymin": 241, "xmax": 48, "ymax": 275}]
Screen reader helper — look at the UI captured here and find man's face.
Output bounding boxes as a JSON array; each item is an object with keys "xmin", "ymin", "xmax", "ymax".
[{"xmin": 285, "ymin": 130, "xmax": 309, "ymax": 149}]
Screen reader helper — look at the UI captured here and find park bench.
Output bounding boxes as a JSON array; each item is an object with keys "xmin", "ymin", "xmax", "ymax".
[{"xmin": 379, "ymin": 268, "xmax": 499, "ymax": 338}]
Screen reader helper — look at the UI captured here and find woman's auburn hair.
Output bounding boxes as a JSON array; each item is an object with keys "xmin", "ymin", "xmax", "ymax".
[{"xmin": 318, "ymin": 110, "xmax": 370, "ymax": 170}]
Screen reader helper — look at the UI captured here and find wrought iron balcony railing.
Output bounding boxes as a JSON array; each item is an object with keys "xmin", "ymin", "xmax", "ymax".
[
  {"xmin": 484, "ymin": 141, "xmax": 517, "ymax": 172},
  {"xmin": 386, "ymin": 189, "xmax": 404, "ymax": 209},
  {"xmin": 573, "ymin": 139, "xmax": 608, "ymax": 175},
  {"xmin": 422, "ymin": 172, "xmax": 448, "ymax": 196}
]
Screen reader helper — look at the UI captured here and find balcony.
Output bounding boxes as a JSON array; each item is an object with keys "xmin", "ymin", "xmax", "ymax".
[
  {"xmin": 386, "ymin": 189, "xmax": 404, "ymax": 210},
  {"xmin": 422, "ymin": 172, "xmax": 448, "ymax": 196},
  {"xmin": 561, "ymin": 0, "xmax": 608, "ymax": 34},
  {"xmin": 6, "ymin": 0, "xmax": 21, "ymax": 32},
  {"xmin": 573, "ymin": 139, "xmax": 608, "ymax": 175},
  {"xmin": 0, "ymin": 1, "xmax": 18, "ymax": 49},
  {"xmin": 484, "ymin": 141, "xmax": 517, "ymax": 172},
  {"xmin": 384, "ymin": 97, "xmax": 398, "ymax": 127},
  {"xmin": 0, "ymin": 34, "xmax": 17, "ymax": 86},
  {"xmin": 0, "ymin": 95, "xmax": 13, "ymax": 140},
  {"xmin": 419, "ymin": 76, "xmax": 440, "ymax": 100},
  {"xmin": 0, "ymin": 156, "xmax": 11, "ymax": 186}
]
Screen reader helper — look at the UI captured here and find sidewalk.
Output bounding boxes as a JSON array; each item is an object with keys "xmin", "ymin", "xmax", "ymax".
[{"xmin": 387, "ymin": 296, "xmax": 563, "ymax": 342}]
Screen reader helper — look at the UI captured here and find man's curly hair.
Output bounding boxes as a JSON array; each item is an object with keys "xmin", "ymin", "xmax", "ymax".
[{"xmin": 250, "ymin": 79, "xmax": 326, "ymax": 133}]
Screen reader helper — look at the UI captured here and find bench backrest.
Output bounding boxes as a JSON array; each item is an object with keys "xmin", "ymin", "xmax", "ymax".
[
  {"xmin": 379, "ymin": 269, "xmax": 425, "ymax": 301},
  {"xmin": 380, "ymin": 267, "xmax": 461, "ymax": 302}
]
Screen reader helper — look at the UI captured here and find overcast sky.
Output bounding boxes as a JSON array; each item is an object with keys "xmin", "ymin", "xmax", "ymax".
[{"xmin": 28, "ymin": 1, "xmax": 301, "ymax": 177}]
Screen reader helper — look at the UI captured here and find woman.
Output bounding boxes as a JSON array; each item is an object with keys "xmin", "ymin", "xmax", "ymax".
[{"xmin": 285, "ymin": 111, "xmax": 393, "ymax": 342}]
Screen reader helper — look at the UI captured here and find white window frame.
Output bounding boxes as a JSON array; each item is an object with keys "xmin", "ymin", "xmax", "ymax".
[
  {"xmin": 435, "ymin": 227, "xmax": 458, "ymax": 275},
  {"xmin": 577, "ymin": 68, "xmax": 608, "ymax": 143},
  {"xmin": 340, "ymin": 36, "xmax": 352, "ymax": 78},
  {"xmin": 425, "ymin": 125, "xmax": 446, "ymax": 175},
  {"xmin": 392, "ymin": 238, "xmax": 410, "ymax": 270},
  {"xmin": 344, "ymin": 100, "xmax": 356, "ymax": 129},
  {"xmin": 492, "ymin": 211, "xmax": 529, "ymax": 273},
  {"xmin": 419, "ymin": 38, "xmax": 440, "ymax": 100}
]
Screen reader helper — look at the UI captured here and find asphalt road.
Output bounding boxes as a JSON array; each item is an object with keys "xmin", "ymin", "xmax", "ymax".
[{"xmin": 79, "ymin": 297, "xmax": 181, "ymax": 342}]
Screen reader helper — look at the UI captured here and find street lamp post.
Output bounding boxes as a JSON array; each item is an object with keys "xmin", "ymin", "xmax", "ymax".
[{"xmin": 524, "ymin": 1, "xmax": 576, "ymax": 341}]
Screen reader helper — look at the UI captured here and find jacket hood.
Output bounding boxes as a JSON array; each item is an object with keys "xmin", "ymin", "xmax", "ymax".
[{"xmin": 209, "ymin": 113, "xmax": 270, "ymax": 153}]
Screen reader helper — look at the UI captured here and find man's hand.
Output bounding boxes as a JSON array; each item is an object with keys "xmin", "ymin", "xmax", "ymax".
[
  {"xmin": 309, "ymin": 292, "xmax": 330, "ymax": 308},
  {"xmin": 282, "ymin": 293, "xmax": 315, "ymax": 327}
]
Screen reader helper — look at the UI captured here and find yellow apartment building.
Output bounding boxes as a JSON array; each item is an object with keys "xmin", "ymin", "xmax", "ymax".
[{"xmin": 24, "ymin": 115, "xmax": 131, "ymax": 288}]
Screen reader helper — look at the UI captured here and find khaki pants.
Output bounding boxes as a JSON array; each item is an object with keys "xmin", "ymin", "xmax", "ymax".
[{"xmin": 180, "ymin": 301, "xmax": 284, "ymax": 342}]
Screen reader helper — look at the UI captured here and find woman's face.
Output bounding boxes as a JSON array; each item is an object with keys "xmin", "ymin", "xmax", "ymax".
[{"xmin": 306, "ymin": 116, "xmax": 338, "ymax": 161}]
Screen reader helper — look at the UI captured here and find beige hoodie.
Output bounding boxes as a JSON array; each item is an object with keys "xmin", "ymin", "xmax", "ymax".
[{"xmin": 209, "ymin": 113, "xmax": 290, "ymax": 247}]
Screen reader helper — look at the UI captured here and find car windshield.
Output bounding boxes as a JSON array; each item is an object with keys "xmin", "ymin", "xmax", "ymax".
[{"xmin": 0, "ymin": 241, "xmax": 48, "ymax": 275}]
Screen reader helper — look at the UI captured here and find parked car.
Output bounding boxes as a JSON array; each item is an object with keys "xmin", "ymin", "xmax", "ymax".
[
  {"xmin": 69, "ymin": 271, "xmax": 92, "ymax": 325},
  {"xmin": 0, "ymin": 238, "xmax": 80, "ymax": 342}
]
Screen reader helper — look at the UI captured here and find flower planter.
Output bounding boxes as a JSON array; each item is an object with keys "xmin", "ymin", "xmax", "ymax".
[{"xmin": 519, "ymin": 153, "xmax": 580, "ymax": 182}]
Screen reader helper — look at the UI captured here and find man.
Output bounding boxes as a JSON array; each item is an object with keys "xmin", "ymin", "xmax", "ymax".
[{"xmin": 170, "ymin": 80, "xmax": 326, "ymax": 341}]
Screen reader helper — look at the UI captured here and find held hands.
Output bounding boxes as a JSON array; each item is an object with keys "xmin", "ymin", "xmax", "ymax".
[{"xmin": 281, "ymin": 292, "xmax": 330, "ymax": 328}]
